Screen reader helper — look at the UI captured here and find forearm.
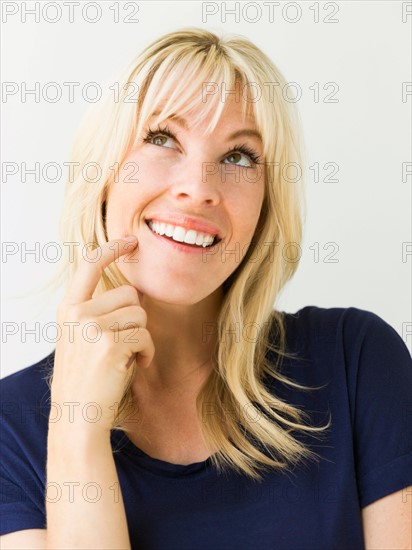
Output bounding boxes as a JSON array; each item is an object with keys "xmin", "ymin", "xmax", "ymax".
[{"xmin": 46, "ymin": 427, "xmax": 131, "ymax": 550}]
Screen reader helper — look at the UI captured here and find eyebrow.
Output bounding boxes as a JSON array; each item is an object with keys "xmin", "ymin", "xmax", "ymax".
[{"xmin": 149, "ymin": 111, "xmax": 263, "ymax": 144}]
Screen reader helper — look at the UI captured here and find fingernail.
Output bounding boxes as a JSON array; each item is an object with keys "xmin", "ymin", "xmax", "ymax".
[{"xmin": 124, "ymin": 235, "xmax": 137, "ymax": 242}]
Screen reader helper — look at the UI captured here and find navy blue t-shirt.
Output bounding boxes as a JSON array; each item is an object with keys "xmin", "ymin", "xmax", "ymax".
[{"xmin": 1, "ymin": 306, "xmax": 411, "ymax": 549}]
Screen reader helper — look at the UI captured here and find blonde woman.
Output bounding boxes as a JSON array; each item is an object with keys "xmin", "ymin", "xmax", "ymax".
[{"xmin": 1, "ymin": 28, "xmax": 411, "ymax": 550}]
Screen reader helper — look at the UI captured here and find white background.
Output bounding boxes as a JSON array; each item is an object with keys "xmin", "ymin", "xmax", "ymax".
[{"xmin": 1, "ymin": 0, "xmax": 411, "ymax": 376}]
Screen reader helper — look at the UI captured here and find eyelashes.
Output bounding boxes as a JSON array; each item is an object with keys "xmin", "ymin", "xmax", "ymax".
[
  {"xmin": 224, "ymin": 143, "xmax": 262, "ymax": 166},
  {"xmin": 142, "ymin": 123, "xmax": 176, "ymax": 144},
  {"xmin": 141, "ymin": 124, "xmax": 262, "ymax": 166}
]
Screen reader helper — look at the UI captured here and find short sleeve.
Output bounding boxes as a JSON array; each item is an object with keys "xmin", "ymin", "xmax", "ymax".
[
  {"xmin": 0, "ymin": 366, "xmax": 49, "ymax": 535},
  {"xmin": 0, "ymin": 434, "xmax": 47, "ymax": 535},
  {"xmin": 348, "ymin": 309, "xmax": 412, "ymax": 508},
  {"xmin": 0, "ymin": 466, "xmax": 46, "ymax": 535}
]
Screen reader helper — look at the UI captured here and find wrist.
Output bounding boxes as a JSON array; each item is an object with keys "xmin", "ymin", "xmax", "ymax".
[{"xmin": 48, "ymin": 398, "xmax": 117, "ymax": 433}]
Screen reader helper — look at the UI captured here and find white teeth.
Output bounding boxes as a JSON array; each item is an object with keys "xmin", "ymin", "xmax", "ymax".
[
  {"xmin": 184, "ymin": 229, "xmax": 197, "ymax": 244},
  {"xmin": 203, "ymin": 235, "xmax": 214, "ymax": 247},
  {"xmin": 165, "ymin": 224, "xmax": 174, "ymax": 237},
  {"xmin": 147, "ymin": 220, "xmax": 216, "ymax": 248},
  {"xmin": 172, "ymin": 226, "xmax": 186, "ymax": 242},
  {"xmin": 152, "ymin": 221, "xmax": 166, "ymax": 235}
]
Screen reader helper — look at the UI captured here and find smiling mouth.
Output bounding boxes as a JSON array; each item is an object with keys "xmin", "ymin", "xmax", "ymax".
[{"xmin": 145, "ymin": 220, "xmax": 221, "ymax": 248}]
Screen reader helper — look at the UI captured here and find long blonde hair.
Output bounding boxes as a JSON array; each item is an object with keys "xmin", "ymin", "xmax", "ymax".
[{"xmin": 44, "ymin": 28, "xmax": 330, "ymax": 481}]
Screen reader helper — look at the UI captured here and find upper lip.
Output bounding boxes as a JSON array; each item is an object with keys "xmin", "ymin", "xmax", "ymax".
[{"xmin": 145, "ymin": 214, "xmax": 223, "ymax": 240}]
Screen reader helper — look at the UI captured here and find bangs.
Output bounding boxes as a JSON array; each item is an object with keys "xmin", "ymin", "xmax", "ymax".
[{"xmin": 133, "ymin": 48, "xmax": 258, "ymax": 147}]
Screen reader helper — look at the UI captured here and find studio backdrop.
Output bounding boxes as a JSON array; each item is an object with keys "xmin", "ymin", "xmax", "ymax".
[{"xmin": 1, "ymin": 0, "xmax": 411, "ymax": 376}]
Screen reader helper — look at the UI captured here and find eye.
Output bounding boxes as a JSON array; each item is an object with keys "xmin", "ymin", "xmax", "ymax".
[
  {"xmin": 142, "ymin": 126, "xmax": 260, "ymax": 168},
  {"xmin": 223, "ymin": 144, "xmax": 261, "ymax": 168},
  {"xmin": 142, "ymin": 124, "xmax": 178, "ymax": 149}
]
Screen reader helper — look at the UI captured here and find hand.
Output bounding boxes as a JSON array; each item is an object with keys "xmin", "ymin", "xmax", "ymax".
[{"xmin": 50, "ymin": 237, "xmax": 155, "ymax": 433}]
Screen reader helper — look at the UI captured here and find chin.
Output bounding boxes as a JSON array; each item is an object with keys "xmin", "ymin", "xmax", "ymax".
[
  {"xmin": 119, "ymin": 260, "xmax": 225, "ymax": 306},
  {"xmin": 128, "ymin": 279, "xmax": 214, "ymax": 306}
]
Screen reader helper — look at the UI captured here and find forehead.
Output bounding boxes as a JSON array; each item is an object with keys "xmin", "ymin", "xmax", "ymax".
[
  {"xmin": 147, "ymin": 97, "xmax": 259, "ymax": 133},
  {"xmin": 135, "ymin": 66, "xmax": 267, "ymax": 148},
  {"xmin": 150, "ymin": 106, "xmax": 255, "ymax": 123}
]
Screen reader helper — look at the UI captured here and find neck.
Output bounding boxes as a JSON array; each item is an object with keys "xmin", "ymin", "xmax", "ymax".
[{"xmin": 131, "ymin": 286, "xmax": 224, "ymax": 398}]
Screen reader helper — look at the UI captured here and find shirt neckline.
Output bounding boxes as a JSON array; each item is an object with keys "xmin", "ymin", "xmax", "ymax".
[{"xmin": 110, "ymin": 429, "xmax": 216, "ymax": 478}]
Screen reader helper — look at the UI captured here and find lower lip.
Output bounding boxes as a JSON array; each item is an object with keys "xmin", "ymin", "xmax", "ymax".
[{"xmin": 145, "ymin": 221, "xmax": 220, "ymax": 255}]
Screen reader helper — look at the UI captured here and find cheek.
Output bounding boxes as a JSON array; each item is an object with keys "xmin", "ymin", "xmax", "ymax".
[
  {"xmin": 134, "ymin": 149, "xmax": 173, "ymax": 178},
  {"xmin": 104, "ymin": 156, "xmax": 167, "ymax": 238},
  {"xmin": 104, "ymin": 184, "xmax": 137, "ymax": 237},
  {"xmin": 241, "ymin": 210, "xmax": 262, "ymax": 242},
  {"xmin": 233, "ymin": 184, "xmax": 264, "ymax": 237}
]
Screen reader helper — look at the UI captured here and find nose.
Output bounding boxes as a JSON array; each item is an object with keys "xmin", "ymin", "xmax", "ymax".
[{"xmin": 169, "ymin": 159, "xmax": 221, "ymax": 207}]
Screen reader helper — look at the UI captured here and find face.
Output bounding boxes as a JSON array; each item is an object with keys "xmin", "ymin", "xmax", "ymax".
[{"xmin": 105, "ymin": 93, "xmax": 265, "ymax": 305}]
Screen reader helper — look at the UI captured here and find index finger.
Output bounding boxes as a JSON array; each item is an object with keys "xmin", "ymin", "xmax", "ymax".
[{"xmin": 63, "ymin": 237, "xmax": 138, "ymax": 305}]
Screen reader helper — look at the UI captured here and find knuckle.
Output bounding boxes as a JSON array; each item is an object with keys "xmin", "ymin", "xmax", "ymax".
[
  {"xmin": 126, "ymin": 285, "xmax": 139, "ymax": 305},
  {"xmin": 62, "ymin": 303, "xmax": 82, "ymax": 323},
  {"xmin": 85, "ymin": 315, "xmax": 99, "ymax": 326},
  {"xmin": 121, "ymin": 285, "xmax": 139, "ymax": 304},
  {"xmin": 136, "ymin": 326, "xmax": 146, "ymax": 337},
  {"xmin": 138, "ymin": 327, "xmax": 150, "ymax": 342}
]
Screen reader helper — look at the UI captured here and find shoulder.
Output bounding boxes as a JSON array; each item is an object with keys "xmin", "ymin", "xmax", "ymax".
[
  {"xmin": 277, "ymin": 307, "xmax": 412, "ymax": 509},
  {"xmin": 0, "ymin": 352, "xmax": 54, "ymax": 438},
  {"xmin": 0, "ymin": 354, "xmax": 54, "ymax": 536},
  {"xmin": 281, "ymin": 305, "xmax": 410, "ymax": 360},
  {"xmin": 1, "ymin": 351, "xmax": 54, "ymax": 399},
  {"xmin": 270, "ymin": 305, "xmax": 411, "ymax": 406},
  {"xmin": 0, "ymin": 350, "xmax": 55, "ymax": 468},
  {"xmin": 283, "ymin": 304, "xmax": 393, "ymax": 334}
]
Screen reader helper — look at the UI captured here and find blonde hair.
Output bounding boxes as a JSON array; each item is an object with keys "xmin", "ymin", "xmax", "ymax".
[{"xmin": 43, "ymin": 28, "xmax": 331, "ymax": 481}]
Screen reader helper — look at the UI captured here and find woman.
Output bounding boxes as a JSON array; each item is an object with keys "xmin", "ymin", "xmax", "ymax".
[{"xmin": 1, "ymin": 28, "xmax": 411, "ymax": 549}]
